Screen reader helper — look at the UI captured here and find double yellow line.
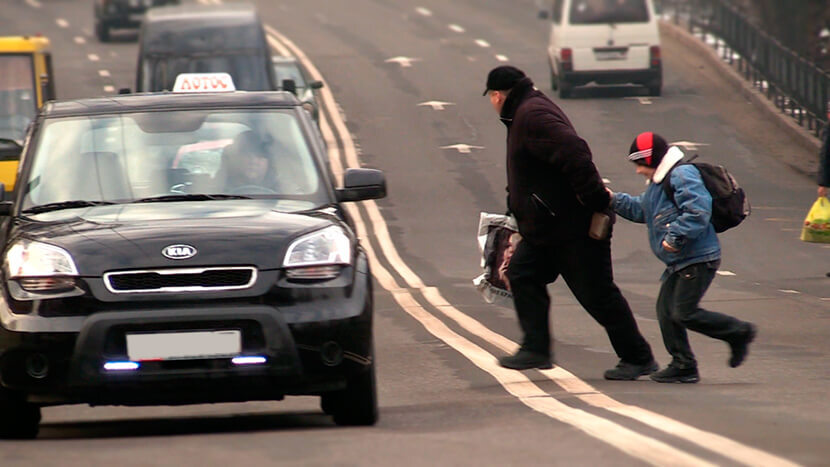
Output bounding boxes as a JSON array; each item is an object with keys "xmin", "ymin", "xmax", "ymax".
[{"xmin": 262, "ymin": 21, "xmax": 797, "ymax": 467}]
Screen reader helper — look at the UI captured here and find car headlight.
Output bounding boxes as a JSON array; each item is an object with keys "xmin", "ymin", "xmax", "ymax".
[
  {"xmin": 4, "ymin": 240, "xmax": 79, "ymax": 292},
  {"xmin": 283, "ymin": 226, "xmax": 351, "ymax": 280}
]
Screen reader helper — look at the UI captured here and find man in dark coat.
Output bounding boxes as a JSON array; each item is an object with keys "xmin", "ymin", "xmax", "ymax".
[{"xmin": 484, "ymin": 65, "xmax": 657, "ymax": 379}]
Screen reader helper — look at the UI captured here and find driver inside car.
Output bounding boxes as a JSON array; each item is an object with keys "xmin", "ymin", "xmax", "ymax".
[{"xmin": 216, "ymin": 130, "xmax": 277, "ymax": 193}]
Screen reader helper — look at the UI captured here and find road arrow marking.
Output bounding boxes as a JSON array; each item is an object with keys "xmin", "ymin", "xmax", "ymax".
[
  {"xmin": 441, "ymin": 144, "xmax": 484, "ymax": 154},
  {"xmin": 418, "ymin": 101, "xmax": 455, "ymax": 110},
  {"xmin": 385, "ymin": 56, "xmax": 421, "ymax": 67},
  {"xmin": 671, "ymin": 141, "xmax": 710, "ymax": 151}
]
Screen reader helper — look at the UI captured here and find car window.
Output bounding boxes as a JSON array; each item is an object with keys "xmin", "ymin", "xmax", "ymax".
[
  {"xmin": 569, "ymin": 0, "xmax": 649, "ymax": 24},
  {"xmin": 22, "ymin": 109, "xmax": 328, "ymax": 211},
  {"xmin": 273, "ymin": 62, "xmax": 307, "ymax": 90},
  {"xmin": 0, "ymin": 55, "xmax": 37, "ymax": 143},
  {"xmin": 144, "ymin": 54, "xmax": 271, "ymax": 92}
]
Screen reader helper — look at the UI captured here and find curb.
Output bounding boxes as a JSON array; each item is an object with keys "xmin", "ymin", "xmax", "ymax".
[{"xmin": 659, "ymin": 20, "xmax": 821, "ymax": 167}]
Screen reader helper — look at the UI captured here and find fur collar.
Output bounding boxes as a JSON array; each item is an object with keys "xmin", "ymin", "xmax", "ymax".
[{"xmin": 652, "ymin": 146, "xmax": 685, "ymax": 183}]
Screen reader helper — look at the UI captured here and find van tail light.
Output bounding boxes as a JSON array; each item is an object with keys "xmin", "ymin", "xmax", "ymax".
[
  {"xmin": 650, "ymin": 46, "xmax": 661, "ymax": 67},
  {"xmin": 560, "ymin": 48, "xmax": 573, "ymax": 72}
]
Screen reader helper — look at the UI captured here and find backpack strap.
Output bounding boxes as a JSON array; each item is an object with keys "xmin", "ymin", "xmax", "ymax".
[{"xmin": 660, "ymin": 154, "xmax": 698, "ymax": 206}]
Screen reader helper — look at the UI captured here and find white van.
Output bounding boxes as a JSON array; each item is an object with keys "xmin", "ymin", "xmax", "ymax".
[{"xmin": 540, "ymin": 0, "xmax": 662, "ymax": 98}]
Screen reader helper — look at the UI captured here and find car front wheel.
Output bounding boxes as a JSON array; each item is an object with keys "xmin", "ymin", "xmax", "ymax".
[
  {"xmin": 323, "ymin": 358, "xmax": 378, "ymax": 426},
  {"xmin": 0, "ymin": 389, "xmax": 41, "ymax": 439}
]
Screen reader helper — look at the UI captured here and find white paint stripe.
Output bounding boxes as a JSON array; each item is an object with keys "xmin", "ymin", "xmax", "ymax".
[
  {"xmin": 448, "ymin": 24, "xmax": 465, "ymax": 33},
  {"xmin": 98, "ymin": 70, "xmax": 111, "ymax": 78},
  {"xmin": 495, "ymin": 54, "xmax": 509, "ymax": 62},
  {"xmin": 268, "ymin": 26, "xmax": 799, "ymax": 467},
  {"xmin": 25, "ymin": 0, "xmax": 42, "ymax": 8},
  {"xmin": 779, "ymin": 290, "xmax": 801, "ymax": 294},
  {"xmin": 415, "ymin": 7, "xmax": 432, "ymax": 16},
  {"xmin": 56, "ymin": 18, "xmax": 69, "ymax": 28},
  {"xmin": 74, "ymin": 36, "xmax": 87, "ymax": 45},
  {"xmin": 88, "ymin": 54, "xmax": 100, "ymax": 62},
  {"xmin": 103, "ymin": 85, "xmax": 115, "ymax": 93},
  {"xmin": 475, "ymin": 39, "xmax": 491, "ymax": 48},
  {"xmin": 716, "ymin": 270, "xmax": 736, "ymax": 276}
]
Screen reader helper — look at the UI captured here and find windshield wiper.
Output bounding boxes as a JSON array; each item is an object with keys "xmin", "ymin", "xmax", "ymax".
[
  {"xmin": 132, "ymin": 194, "xmax": 252, "ymax": 203},
  {"xmin": 23, "ymin": 200, "xmax": 116, "ymax": 214}
]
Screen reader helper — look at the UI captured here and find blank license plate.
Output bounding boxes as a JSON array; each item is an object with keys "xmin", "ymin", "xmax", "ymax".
[
  {"xmin": 126, "ymin": 330, "xmax": 241, "ymax": 361},
  {"xmin": 595, "ymin": 51, "xmax": 627, "ymax": 60}
]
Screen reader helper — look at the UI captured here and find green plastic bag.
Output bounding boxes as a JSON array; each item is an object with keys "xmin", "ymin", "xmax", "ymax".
[{"xmin": 800, "ymin": 197, "xmax": 830, "ymax": 244}]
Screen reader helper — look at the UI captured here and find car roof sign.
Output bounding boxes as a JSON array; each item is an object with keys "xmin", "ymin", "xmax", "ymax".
[{"xmin": 173, "ymin": 73, "xmax": 236, "ymax": 93}]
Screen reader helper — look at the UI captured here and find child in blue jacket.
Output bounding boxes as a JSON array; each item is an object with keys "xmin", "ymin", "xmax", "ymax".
[{"xmin": 609, "ymin": 132, "xmax": 757, "ymax": 383}]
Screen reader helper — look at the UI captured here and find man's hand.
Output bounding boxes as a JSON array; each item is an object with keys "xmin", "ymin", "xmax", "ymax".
[
  {"xmin": 819, "ymin": 186, "xmax": 828, "ymax": 198},
  {"xmin": 662, "ymin": 240, "xmax": 679, "ymax": 252}
]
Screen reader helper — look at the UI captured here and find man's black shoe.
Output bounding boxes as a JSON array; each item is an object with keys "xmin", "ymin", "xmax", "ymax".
[
  {"xmin": 604, "ymin": 360, "xmax": 659, "ymax": 380},
  {"xmin": 650, "ymin": 365, "xmax": 700, "ymax": 384},
  {"xmin": 498, "ymin": 350, "xmax": 553, "ymax": 370},
  {"xmin": 728, "ymin": 323, "xmax": 757, "ymax": 368}
]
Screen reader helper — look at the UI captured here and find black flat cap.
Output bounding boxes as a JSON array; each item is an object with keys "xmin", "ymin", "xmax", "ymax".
[{"xmin": 482, "ymin": 65, "xmax": 526, "ymax": 95}]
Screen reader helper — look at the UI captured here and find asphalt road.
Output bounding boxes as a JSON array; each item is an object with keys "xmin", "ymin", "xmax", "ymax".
[{"xmin": 2, "ymin": 0, "xmax": 829, "ymax": 465}]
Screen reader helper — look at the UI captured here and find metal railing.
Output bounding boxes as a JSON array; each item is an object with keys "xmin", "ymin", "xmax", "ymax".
[{"xmin": 657, "ymin": 0, "xmax": 830, "ymax": 137}]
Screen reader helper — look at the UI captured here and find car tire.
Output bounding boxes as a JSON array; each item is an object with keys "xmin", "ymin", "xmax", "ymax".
[
  {"xmin": 327, "ymin": 358, "xmax": 378, "ymax": 426},
  {"xmin": 0, "ymin": 390, "xmax": 41, "ymax": 439},
  {"xmin": 558, "ymin": 80, "xmax": 573, "ymax": 99},
  {"xmin": 96, "ymin": 21, "xmax": 110, "ymax": 42}
]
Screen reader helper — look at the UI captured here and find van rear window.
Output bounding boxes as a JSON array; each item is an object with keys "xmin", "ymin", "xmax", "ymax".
[{"xmin": 569, "ymin": 0, "xmax": 649, "ymax": 24}]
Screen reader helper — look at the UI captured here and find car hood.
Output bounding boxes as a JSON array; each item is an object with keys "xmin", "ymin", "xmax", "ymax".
[{"xmin": 12, "ymin": 200, "xmax": 343, "ymax": 275}]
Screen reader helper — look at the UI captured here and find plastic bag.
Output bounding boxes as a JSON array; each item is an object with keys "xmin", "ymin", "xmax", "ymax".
[
  {"xmin": 800, "ymin": 197, "xmax": 830, "ymax": 244},
  {"xmin": 472, "ymin": 212, "xmax": 520, "ymax": 306}
]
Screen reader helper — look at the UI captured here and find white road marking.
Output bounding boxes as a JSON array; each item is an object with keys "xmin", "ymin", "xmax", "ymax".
[
  {"xmin": 716, "ymin": 270, "xmax": 736, "ymax": 276},
  {"xmin": 602, "ymin": 178, "xmax": 612, "ymax": 184},
  {"xmin": 495, "ymin": 54, "xmax": 509, "ymax": 62},
  {"xmin": 671, "ymin": 140, "xmax": 710, "ymax": 151},
  {"xmin": 25, "ymin": 0, "xmax": 42, "ymax": 8},
  {"xmin": 74, "ymin": 36, "xmax": 86, "ymax": 45},
  {"xmin": 475, "ymin": 39, "xmax": 491, "ymax": 48},
  {"xmin": 266, "ymin": 26, "xmax": 800, "ymax": 467},
  {"xmin": 56, "ymin": 18, "xmax": 69, "ymax": 28},
  {"xmin": 441, "ymin": 144, "xmax": 484, "ymax": 154},
  {"xmin": 103, "ymin": 85, "xmax": 115, "ymax": 93},
  {"xmin": 448, "ymin": 24, "xmax": 465, "ymax": 33},
  {"xmin": 98, "ymin": 70, "xmax": 111, "ymax": 78},
  {"xmin": 418, "ymin": 101, "xmax": 455, "ymax": 110},
  {"xmin": 415, "ymin": 7, "xmax": 432, "ymax": 16},
  {"xmin": 385, "ymin": 56, "xmax": 420, "ymax": 67},
  {"xmin": 624, "ymin": 96, "xmax": 653, "ymax": 105},
  {"xmin": 87, "ymin": 54, "xmax": 100, "ymax": 62},
  {"xmin": 779, "ymin": 290, "xmax": 801, "ymax": 294}
]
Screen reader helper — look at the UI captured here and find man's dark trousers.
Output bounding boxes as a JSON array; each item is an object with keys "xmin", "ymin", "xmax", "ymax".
[
  {"xmin": 506, "ymin": 236, "xmax": 653, "ymax": 363},
  {"xmin": 656, "ymin": 261, "xmax": 747, "ymax": 369}
]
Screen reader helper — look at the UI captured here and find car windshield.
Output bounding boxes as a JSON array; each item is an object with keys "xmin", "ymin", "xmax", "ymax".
[
  {"xmin": 21, "ymin": 109, "xmax": 328, "ymax": 212},
  {"xmin": 144, "ymin": 54, "xmax": 271, "ymax": 91},
  {"xmin": 569, "ymin": 0, "xmax": 649, "ymax": 24},
  {"xmin": 0, "ymin": 55, "xmax": 37, "ymax": 143}
]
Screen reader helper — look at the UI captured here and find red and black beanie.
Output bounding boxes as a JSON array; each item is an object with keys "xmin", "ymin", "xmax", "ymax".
[{"xmin": 627, "ymin": 132, "xmax": 669, "ymax": 168}]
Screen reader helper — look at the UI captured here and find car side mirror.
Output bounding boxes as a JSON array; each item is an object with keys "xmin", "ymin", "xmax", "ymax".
[
  {"xmin": 281, "ymin": 79, "xmax": 297, "ymax": 96},
  {"xmin": 336, "ymin": 168, "xmax": 386, "ymax": 202},
  {"xmin": 309, "ymin": 80, "xmax": 324, "ymax": 90}
]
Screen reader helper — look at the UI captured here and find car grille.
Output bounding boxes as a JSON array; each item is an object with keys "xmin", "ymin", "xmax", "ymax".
[{"xmin": 104, "ymin": 267, "xmax": 257, "ymax": 294}]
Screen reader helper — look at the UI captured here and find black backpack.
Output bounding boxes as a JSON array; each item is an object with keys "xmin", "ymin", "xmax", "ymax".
[{"xmin": 662, "ymin": 156, "xmax": 750, "ymax": 233}]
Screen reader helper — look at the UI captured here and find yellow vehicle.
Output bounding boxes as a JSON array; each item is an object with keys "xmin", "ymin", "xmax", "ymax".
[{"xmin": 0, "ymin": 36, "xmax": 55, "ymax": 193}]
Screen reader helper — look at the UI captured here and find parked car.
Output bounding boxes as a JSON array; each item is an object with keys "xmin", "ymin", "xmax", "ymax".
[
  {"xmin": 540, "ymin": 0, "xmax": 662, "ymax": 97},
  {"xmin": 135, "ymin": 3, "xmax": 276, "ymax": 92},
  {"xmin": 272, "ymin": 56, "xmax": 324, "ymax": 123},
  {"xmin": 0, "ymin": 75, "xmax": 386, "ymax": 438},
  {"xmin": 93, "ymin": 0, "xmax": 180, "ymax": 42}
]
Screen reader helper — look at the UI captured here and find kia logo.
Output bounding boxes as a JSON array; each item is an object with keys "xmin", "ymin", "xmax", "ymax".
[{"xmin": 162, "ymin": 244, "xmax": 197, "ymax": 260}]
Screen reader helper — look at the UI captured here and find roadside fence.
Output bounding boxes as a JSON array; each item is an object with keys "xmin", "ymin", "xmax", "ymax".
[{"xmin": 657, "ymin": 0, "xmax": 830, "ymax": 137}]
